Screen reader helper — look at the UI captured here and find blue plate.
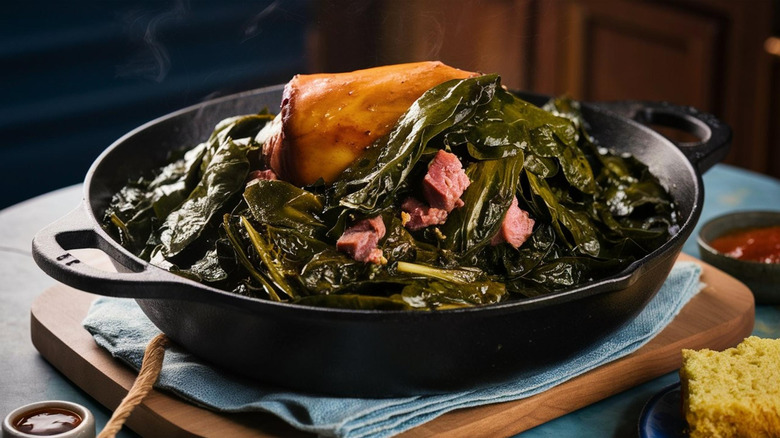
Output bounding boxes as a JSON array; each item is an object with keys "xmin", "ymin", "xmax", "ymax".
[{"xmin": 638, "ymin": 382, "xmax": 687, "ymax": 438}]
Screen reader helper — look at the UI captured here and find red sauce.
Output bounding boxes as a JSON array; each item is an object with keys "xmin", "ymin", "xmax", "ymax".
[
  {"xmin": 709, "ymin": 225, "xmax": 780, "ymax": 263},
  {"xmin": 13, "ymin": 408, "xmax": 82, "ymax": 436}
]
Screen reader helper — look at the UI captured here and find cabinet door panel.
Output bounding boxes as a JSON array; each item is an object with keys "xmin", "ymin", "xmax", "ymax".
[{"xmin": 558, "ymin": 0, "xmax": 721, "ymax": 109}]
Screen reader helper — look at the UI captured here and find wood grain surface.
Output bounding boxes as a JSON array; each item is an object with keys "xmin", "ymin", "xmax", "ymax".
[{"xmin": 29, "ymin": 253, "xmax": 754, "ymax": 437}]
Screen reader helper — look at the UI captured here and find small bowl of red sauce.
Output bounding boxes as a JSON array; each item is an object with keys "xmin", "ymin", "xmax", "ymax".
[
  {"xmin": 2, "ymin": 400, "xmax": 94, "ymax": 438},
  {"xmin": 698, "ymin": 210, "xmax": 780, "ymax": 304}
]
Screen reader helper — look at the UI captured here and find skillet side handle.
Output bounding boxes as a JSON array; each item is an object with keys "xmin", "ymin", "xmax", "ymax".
[
  {"xmin": 592, "ymin": 101, "xmax": 732, "ymax": 174},
  {"xmin": 31, "ymin": 204, "xmax": 187, "ymax": 299}
]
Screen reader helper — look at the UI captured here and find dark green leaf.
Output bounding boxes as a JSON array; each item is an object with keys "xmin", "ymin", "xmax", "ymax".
[
  {"xmin": 221, "ymin": 214, "xmax": 283, "ymax": 301},
  {"xmin": 158, "ymin": 137, "xmax": 255, "ymax": 257},
  {"xmin": 525, "ymin": 171, "xmax": 600, "ymax": 256},
  {"xmin": 244, "ymin": 179, "xmax": 326, "ymax": 238},
  {"xmin": 440, "ymin": 154, "xmax": 524, "ymax": 256},
  {"xmin": 103, "ymin": 142, "xmax": 207, "ymax": 253},
  {"xmin": 299, "ymin": 249, "xmax": 389, "ymax": 295},
  {"xmin": 397, "ymin": 279, "xmax": 506, "ymax": 309}
]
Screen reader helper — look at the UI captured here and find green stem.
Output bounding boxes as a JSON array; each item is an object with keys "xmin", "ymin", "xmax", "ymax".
[
  {"xmin": 222, "ymin": 214, "xmax": 282, "ymax": 302},
  {"xmin": 396, "ymin": 261, "xmax": 482, "ymax": 284},
  {"xmin": 240, "ymin": 215, "xmax": 298, "ymax": 299}
]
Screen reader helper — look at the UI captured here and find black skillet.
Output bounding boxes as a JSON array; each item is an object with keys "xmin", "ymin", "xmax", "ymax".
[{"xmin": 32, "ymin": 85, "xmax": 730, "ymax": 397}]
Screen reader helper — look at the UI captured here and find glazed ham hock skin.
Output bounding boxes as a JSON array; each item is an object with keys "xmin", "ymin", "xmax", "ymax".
[{"xmin": 263, "ymin": 61, "xmax": 477, "ymax": 186}]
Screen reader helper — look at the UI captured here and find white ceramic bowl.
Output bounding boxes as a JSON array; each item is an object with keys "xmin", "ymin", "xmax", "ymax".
[{"xmin": 2, "ymin": 400, "xmax": 95, "ymax": 438}]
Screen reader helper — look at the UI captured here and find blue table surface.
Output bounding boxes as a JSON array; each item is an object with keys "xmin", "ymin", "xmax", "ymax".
[{"xmin": 1, "ymin": 164, "xmax": 778, "ymax": 437}]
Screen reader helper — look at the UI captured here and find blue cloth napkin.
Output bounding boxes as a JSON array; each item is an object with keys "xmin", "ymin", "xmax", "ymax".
[{"xmin": 83, "ymin": 261, "xmax": 703, "ymax": 438}]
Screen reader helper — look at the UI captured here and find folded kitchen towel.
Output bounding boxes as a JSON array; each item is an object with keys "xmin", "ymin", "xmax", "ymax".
[{"xmin": 83, "ymin": 261, "xmax": 703, "ymax": 438}]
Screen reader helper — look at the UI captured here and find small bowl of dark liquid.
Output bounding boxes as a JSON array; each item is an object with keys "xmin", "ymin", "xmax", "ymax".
[
  {"xmin": 698, "ymin": 210, "xmax": 780, "ymax": 304},
  {"xmin": 2, "ymin": 401, "xmax": 94, "ymax": 438}
]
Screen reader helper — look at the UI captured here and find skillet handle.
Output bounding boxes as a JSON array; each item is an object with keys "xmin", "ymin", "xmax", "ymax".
[
  {"xmin": 32, "ymin": 204, "xmax": 199, "ymax": 300},
  {"xmin": 591, "ymin": 101, "xmax": 732, "ymax": 174}
]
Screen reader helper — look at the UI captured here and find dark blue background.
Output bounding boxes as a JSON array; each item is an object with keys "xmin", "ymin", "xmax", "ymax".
[{"xmin": 2, "ymin": 1, "xmax": 312, "ymax": 209}]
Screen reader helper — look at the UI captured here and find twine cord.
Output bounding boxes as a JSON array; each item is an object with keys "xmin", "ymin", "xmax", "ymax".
[{"xmin": 97, "ymin": 333, "xmax": 170, "ymax": 438}]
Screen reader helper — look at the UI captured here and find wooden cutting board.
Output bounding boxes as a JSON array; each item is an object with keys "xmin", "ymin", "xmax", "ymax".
[{"xmin": 29, "ymin": 253, "xmax": 754, "ymax": 437}]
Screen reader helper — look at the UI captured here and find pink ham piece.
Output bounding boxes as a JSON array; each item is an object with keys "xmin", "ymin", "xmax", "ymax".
[
  {"xmin": 401, "ymin": 197, "xmax": 448, "ymax": 231},
  {"xmin": 422, "ymin": 150, "xmax": 470, "ymax": 212},
  {"xmin": 491, "ymin": 197, "xmax": 535, "ymax": 249},
  {"xmin": 336, "ymin": 216, "xmax": 387, "ymax": 264},
  {"xmin": 246, "ymin": 169, "xmax": 278, "ymax": 184}
]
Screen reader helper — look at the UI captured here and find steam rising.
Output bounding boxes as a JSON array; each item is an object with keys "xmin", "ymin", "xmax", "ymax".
[
  {"xmin": 116, "ymin": 0, "xmax": 189, "ymax": 83},
  {"xmin": 420, "ymin": 13, "xmax": 445, "ymax": 61},
  {"xmin": 242, "ymin": 1, "xmax": 280, "ymax": 42}
]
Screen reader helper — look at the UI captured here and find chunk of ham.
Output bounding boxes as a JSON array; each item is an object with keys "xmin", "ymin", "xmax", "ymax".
[
  {"xmin": 246, "ymin": 169, "xmax": 278, "ymax": 184},
  {"xmin": 336, "ymin": 216, "xmax": 387, "ymax": 264},
  {"xmin": 401, "ymin": 197, "xmax": 448, "ymax": 231},
  {"xmin": 491, "ymin": 197, "xmax": 535, "ymax": 249},
  {"xmin": 422, "ymin": 150, "xmax": 470, "ymax": 212}
]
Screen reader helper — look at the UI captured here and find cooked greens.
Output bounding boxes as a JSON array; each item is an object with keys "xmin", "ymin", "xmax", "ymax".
[{"xmin": 103, "ymin": 75, "xmax": 678, "ymax": 310}]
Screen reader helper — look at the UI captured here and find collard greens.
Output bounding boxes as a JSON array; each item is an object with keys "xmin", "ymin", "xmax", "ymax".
[{"xmin": 103, "ymin": 75, "xmax": 678, "ymax": 310}]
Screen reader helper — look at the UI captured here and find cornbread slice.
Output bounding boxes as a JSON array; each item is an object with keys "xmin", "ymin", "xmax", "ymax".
[{"xmin": 680, "ymin": 336, "xmax": 780, "ymax": 438}]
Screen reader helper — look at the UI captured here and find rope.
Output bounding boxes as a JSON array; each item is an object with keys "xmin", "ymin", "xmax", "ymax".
[{"xmin": 98, "ymin": 333, "xmax": 170, "ymax": 438}]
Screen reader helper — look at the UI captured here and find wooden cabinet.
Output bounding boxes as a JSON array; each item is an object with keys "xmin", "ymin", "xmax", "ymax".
[
  {"xmin": 310, "ymin": 0, "xmax": 779, "ymax": 179},
  {"xmin": 769, "ymin": 33, "xmax": 780, "ymax": 178}
]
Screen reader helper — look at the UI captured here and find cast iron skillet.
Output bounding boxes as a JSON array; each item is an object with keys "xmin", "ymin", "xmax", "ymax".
[{"xmin": 32, "ymin": 85, "xmax": 730, "ymax": 397}]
